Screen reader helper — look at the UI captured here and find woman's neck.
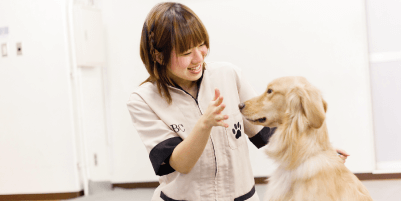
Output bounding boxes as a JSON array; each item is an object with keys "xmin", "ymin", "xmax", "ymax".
[
  {"xmin": 168, "ymin": 71, "xmax": 199, "ymax": 98},
  {"xmin": 178, "ymin": 81, "xmax": 198, "ymax": 98}
]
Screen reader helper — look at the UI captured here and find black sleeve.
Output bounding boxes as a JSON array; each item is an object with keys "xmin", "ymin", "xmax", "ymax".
[
  {"xmin": 249, "ymin": 127, "xmax": 277, "ymax": 149},
  {"xmin": 149, "ymin": 137, "xmax": 183, "ymax": 176}
]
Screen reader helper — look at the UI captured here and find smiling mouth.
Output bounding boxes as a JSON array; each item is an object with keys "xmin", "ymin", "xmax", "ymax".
[
  {"xmin": 188, "ymin": 64, "xmax": 201, "ymax": 71},
  {"xmin": 247, "ymin": 117, "xmax": 267, "ymax": 123}
]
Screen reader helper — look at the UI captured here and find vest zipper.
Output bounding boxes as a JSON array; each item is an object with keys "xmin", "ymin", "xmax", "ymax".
[
  {"xmin": 189, "ymin": 93, "xmax": 218, "ymax": 199},
  {"xmin": 180, "ymin": 89, "xmax": 218, "ymax": 175},
  {"xmin": 174, "ymin": 86, "xmax": 219, "ymax": 198}
]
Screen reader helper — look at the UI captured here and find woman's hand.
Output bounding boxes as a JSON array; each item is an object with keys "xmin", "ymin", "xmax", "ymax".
[
  {"xmin": 336, "ymin": 148, "xmax": 350, "ymax": 163},
  {"xmin": 201, "ymin": 88, "xmax": 229, "ymax": 129},
  {"xmin": 169, "ymin": 88, "xmax": 228, "ymax": 174}
]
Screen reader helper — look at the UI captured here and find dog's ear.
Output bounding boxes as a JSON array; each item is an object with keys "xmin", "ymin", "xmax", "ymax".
[
  {"xmin": 323, "ymin": 99, "xmax": 328, "ymax": 113},
  {"xmin": 303, "ymin": 87, "xmax": 326, "ymax": 128},
  {"xmin": 288, "ymin": 86, "xmax": 326, "ymax": 129}
]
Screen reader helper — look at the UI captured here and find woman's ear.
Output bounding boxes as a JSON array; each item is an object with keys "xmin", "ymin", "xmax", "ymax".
[{"xmin": 154, "ymin": 50, "xmax": 164, "ymax": 65}]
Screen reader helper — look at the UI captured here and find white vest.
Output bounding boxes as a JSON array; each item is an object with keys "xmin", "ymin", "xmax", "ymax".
[{"xmin": 127, "ymin": 62, "xmax": 268, "ymax": 201}]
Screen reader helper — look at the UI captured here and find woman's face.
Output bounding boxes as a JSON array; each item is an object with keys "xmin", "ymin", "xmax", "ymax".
[{"xmin": 167, "ymin": 42, "xmax": 208, "ymax": 88}]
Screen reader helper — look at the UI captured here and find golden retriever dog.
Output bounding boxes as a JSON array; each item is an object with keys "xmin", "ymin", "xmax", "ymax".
[{"xmin": 239, "ymin": 76, "xmax": 373, "ymax": 201}]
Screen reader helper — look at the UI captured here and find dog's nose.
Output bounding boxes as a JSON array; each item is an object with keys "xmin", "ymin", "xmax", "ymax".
[{"xmin": 238, "ymin": 103, "xmax": 245, "ymax": 110}]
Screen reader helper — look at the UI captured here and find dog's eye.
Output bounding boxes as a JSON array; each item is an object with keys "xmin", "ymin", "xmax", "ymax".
[{"xmin": 267, "ymin": 89, "xmax": 273, "ymax": 94}]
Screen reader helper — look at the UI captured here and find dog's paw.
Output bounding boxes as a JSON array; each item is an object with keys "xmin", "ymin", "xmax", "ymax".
[{"xmin": 232, "ymin": 122, "xmax": 242, "ymax": 139}]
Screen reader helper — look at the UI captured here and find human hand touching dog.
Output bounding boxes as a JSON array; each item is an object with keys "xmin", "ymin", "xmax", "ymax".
[
  {"xmin": 201, "ymin": 88, "xmax": 229, "ymax": 129},
  {"xmin": 336, "ymin": 148, "xmax": 350, "ymax": 163}
]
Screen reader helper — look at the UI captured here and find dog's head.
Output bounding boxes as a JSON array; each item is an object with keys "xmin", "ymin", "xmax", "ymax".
[{"xmin": 240, "ymin": 76, "xmax": 327, "ymax": 131}]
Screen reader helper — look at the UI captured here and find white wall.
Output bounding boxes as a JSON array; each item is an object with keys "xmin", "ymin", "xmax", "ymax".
[
  {"xmin": 192, "ymin": 0, "xmax": 373, "ymax": 176},
  {"xmin": 0, "ymin": 0, "xmax": 81, "ymax": 194},
  {"xmin": 366, "ymin": 0, "xmax": 401, "ymax": 173},
  {"xmin": 103, "ymin": 0, "xmax": 375, "ymax": 183},
  {"xmin": 102, "ymin": 0, "xmax": 160, "ymax": 183}
]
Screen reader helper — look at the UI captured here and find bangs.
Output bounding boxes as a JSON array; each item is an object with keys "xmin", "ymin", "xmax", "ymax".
[{"xmin": 171, "ymin": 7, "xmax": 209, "ymax": 54}]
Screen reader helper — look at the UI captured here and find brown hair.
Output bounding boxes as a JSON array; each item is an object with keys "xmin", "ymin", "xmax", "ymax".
[{"xmin": 139, "ymin": 2, "xmax": 209, "ymax": 104}]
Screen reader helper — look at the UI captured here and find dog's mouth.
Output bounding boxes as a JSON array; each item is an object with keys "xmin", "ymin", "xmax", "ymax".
[{"xmin": 247, "ymin": 117, "xmax": 267, "ymax": 123}]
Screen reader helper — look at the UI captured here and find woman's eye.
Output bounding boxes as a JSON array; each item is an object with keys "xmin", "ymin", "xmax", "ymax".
[
  {"xmin": 183, "ymin": 52, "xmax": 191, "ymax": 56},
  {"xmin": 267, "ymin": 89, "xmax": 273, "ymax": 94}
]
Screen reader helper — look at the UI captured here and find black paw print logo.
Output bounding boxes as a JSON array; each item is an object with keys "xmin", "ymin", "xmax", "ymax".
[{"xmin": 232, "ymin": 122, "xmax": 242, "ymax": 139}]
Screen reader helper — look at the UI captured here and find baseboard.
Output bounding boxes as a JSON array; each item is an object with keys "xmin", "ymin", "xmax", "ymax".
[
  {"xmin": 0, "ymin": 191, "xmax": 84, "ymax": 201},
  {"xmin": 255, "ymin": 173, "xmax": 401, "ymax": 184},
  {"xmin": 112, "ymin": 173, "xmax": 401, "ymax": 189},
  {"xmin": 113, "ymin": 181, "xmax": 160, "ymax": 188},
  {"xmin": 354, "ymin": 173, "xmax": 401, "ymax": 180},
  {"xmin": 2, "ymin": 173, "xmax": 400, "ymax": 200}
]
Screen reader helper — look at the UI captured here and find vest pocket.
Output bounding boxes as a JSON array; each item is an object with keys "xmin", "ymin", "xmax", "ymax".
[{"xmin": 225, "ymin": 112, "xmax": 246, "ymax": 149}]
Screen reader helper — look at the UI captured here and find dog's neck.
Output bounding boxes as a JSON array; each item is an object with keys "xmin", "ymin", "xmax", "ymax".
[{"xmin": 266, "ymin": 120, "xmax": 332, "ymax": 170}]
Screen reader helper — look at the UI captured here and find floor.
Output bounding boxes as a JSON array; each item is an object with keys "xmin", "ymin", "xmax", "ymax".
[{"xmin": 66, "ymin": 179, "xmax": 401, "ymax": 201}]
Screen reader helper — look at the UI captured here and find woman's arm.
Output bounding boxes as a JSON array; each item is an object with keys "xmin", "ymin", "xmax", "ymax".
[{"xmin": 169, "ymin": 89, "xmax": 228, "ymax": 174}]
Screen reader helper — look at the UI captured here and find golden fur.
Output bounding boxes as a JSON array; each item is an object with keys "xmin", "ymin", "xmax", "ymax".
[{"xmin": 240, "ymin": 76, "xmax": 373, "ymax": 201}]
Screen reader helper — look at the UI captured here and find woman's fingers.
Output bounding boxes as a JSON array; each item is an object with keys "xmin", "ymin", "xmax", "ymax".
[
  {"xmin": 337, "ymin": 149, "xmax": 350, "ymax": 157},
  {"xmin": 335, "ymin": 148, "xmax": 349, "ymax": 163},
  {"xmin": 206, "ymin": 88, "xmax": 229, "ymax": 128},
  {"xmin": 338, "ymin": 154, "xmax": 347, "ymax": 163},
  {"xmin": 215, "ymin": 115, "xmax": 229, "ymax": 127},
  {"xmin": 216, "ymin": 120, "xmax": 228, "ymax": 128},
  {"xmin": 336, "ymin": 148, "xmax": 349, "ymax": 157},
  {"xmin": 214, "ymin": 103, "xmax": 225, "ymax": 114},
  {"xmin": 220, "ymin": 122, "xmax": 229, "ymax": 128},
  {"xmin": 214, "ymin": 96, "xmax": 224, "ymax": 107},
  {"xmin": 213, "ymin": 88, "xmax": 220, "ymax": 101},
  {"xmin": 215, "ymin": 114, "xmax": 228, "ymax": 121}
]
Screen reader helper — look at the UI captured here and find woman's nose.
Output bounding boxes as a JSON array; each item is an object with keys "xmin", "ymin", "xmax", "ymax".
[
  {"xmin": 192, "ymin": 46, "xmax": 206, "ymax": 63},
  {"xmin": 192, "ymin": 49, "xmax": 203, "ymax": 63}
]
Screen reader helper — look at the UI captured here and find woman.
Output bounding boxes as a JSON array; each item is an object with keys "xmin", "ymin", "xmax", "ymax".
[
  {"xmin": 127, "ymin": 2, "xmax": 348, "ymax": 200},
  {"xmin": 127, "ymin": 2, "xmax": 274, "ymax": 200}
]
